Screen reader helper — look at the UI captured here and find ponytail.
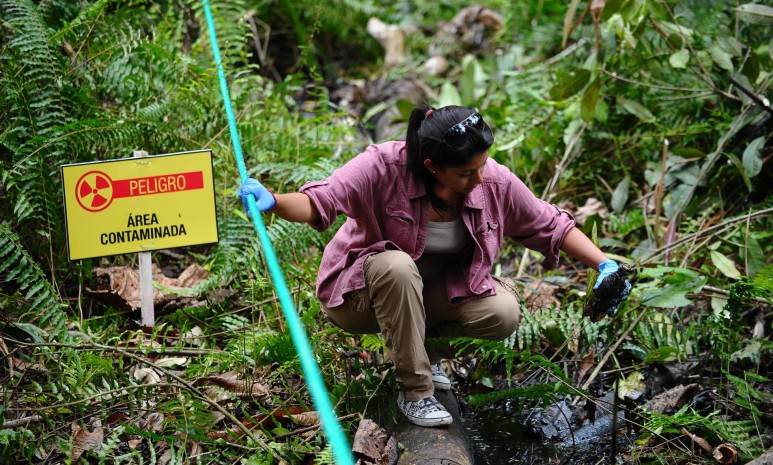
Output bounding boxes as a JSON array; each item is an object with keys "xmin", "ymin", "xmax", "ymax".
[{"xmin": 406, "ymin": 103, "xmax": 434, "ymax": 177}]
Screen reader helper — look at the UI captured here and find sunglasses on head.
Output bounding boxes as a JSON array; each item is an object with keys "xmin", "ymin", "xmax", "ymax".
[{"xmin": 443, "ymin": 112, "xmax": 491, "ymax": 147}]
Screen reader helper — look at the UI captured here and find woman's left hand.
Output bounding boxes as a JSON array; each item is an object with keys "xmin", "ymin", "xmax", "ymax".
[{"xmin": 593, "ymin": 259, "xmax": 632, "ymax": 317}]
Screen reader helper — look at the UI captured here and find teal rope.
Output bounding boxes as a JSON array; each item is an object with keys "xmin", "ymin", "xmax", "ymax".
[{"xmin": 201, "ymin": 2, "xmax": 354, "ymax": 464}]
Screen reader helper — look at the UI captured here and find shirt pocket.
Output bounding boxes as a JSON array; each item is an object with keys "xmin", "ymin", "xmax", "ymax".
[
  {"xmin": 383, "ymin": 203, "xmax": 415, "ymax": 245},
  {"xmin": 474, "ymin": 219, "xmax": 499, "ymax": 237},
  {"xmin": 473, "ymin": 219, "xmax": 500, "ymax": 262}
]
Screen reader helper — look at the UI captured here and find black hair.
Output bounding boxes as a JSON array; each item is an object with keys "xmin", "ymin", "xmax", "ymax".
[{"xmin": 405, "ymin": 104, "xmax": 494, "ymax": 212}]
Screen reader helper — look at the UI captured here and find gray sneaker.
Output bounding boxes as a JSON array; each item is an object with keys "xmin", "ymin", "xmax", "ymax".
[
  {"xmin": 397, "ymin": 392, "xmax": 453, "ymax": 427},
  {"xmin": 431, "ymin": 363, "xmax": 452, "ymax": 391}
]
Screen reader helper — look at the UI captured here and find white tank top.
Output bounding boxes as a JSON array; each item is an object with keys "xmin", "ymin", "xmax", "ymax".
[{"xmin": 423, "ymin": 218, "xmax": 471, "ymax": 254}]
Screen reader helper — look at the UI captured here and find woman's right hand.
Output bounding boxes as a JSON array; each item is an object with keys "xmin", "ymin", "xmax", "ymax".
[{"xmin": 238, "ymin": 178, "xmax": 277, "ymax": 214}]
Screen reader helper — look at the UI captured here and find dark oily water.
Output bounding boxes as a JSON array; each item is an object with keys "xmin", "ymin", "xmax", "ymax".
[
  {"xmin": 463, "ymin": 407, "xmax": 560, "ymax": 464},
  {"xmin": 462, "ymin": 404, "xmax": 633, "ymax": 465}
]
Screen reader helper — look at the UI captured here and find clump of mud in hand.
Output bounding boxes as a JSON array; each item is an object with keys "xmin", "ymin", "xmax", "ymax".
[{"xmin": 584, "ymin": 265, "xmax": 633, "ymax": 321}]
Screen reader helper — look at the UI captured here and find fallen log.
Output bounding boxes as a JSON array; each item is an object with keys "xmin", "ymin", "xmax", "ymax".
[
  {"xmin": 746, "ymin": 445, "xmax": 773, "ymax": 465},
  {"xmin": 395, "ymin": 390, "xmax": 474, "ymax": 465}
]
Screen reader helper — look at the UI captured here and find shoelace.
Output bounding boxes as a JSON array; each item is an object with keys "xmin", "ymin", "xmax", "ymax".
[{"xmin": 413, "ymin": 397, "xmax": 443, "ymax": 413}]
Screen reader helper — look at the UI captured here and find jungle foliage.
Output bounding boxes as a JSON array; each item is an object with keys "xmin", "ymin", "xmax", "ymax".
[{"xmin": 0, "ymin": 0, "xmax": 772, "ymax": 463}]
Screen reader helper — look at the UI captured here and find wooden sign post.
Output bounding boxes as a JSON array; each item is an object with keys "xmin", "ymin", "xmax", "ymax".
[{"xmin": 133, "ymin": 150, "xmax": 155, "ymax": 328}]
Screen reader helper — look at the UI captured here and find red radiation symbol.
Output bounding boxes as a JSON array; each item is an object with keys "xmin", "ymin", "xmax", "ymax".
[{"xmin": 75, "ymin": 171, "xmax": 115, "ymax": 212}]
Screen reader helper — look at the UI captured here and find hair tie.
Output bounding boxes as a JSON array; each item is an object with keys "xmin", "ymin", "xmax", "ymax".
[{"xmin": 425, "ymin": 109, "xmax": 434, "ymax": 119}]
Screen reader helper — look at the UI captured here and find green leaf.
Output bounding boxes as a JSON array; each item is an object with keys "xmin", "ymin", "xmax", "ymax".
[
  {"xmin": 725, "ymin": 152, "xmax": 753, "ymax": 191},
  {"xmin": 741, "ymin": 52, "xmax": 761, "ymax": 82},
  {"xmin": 659, "ymin": 21, "xmax": 694, "ymax": 40},
  {"xmin": 746, "ymin": 235, "xmax": 766, "ymax": 278},
  {"xmin": 437, "ymin": 82, "xmax": 462, "ymax": 107},
  {"xmin": 670, "ymin": 147, "xmax": 706, "ymax": 159},
  {"xmin": 742, "ymin": 136, "xmax": 765, "ymax": 178},
  {"xmin": 639, "ymin": 267, "xmax": 707, "ymax": 308},
  {"xmin": 600, "ymin": 0, "xmax": 623, "ymax": 22},
  {"xmin": 461, "ymin": 55, "xmax": 477, "ymax": 105},
  {"xmin": 666, "ymin": 33, "xmax": 684, "ymax": 49},
  {"xmin": 743, "ymin": 370, "xmax": 771, "ymax": 383},
  {"xmin": 611, "ymin": 176, "xmax": 630, "ymax": 213},
  {"xmin": 730, "ymin": 340, "xmax": 762, "ymax": 362},
  {"xmin": 663, "ymin": 183, "xmax": 692, "ymax": 219},
  {"xmin": 362, "ymin": 101, "xmax": 391, "ymax": 122},
  {"xmin": 615, "ymin": 371, "xmax": 646, "ymax": 400},
  {"xmin": 460, "ymin": 54, "xmax": 487, "ymax": 105},
  {"xmin": 717, "ymin": 34, "xmax": 743, "ymax": 57},
  {"xmin": 595, "ymin": 99, "xmax": 609, "ymax": 123},
  {"xmin": 710, "ymin": 44, "xmax": 734, "ymax": 71},
  {"xmin": 581, "ymin": 79, "xmax": 601, "ymax": 123},
  {"xmin": 549, "ymin": 68, "xmax": 591, "ymax": 101},
  {"xmin": 645, "ymin": 346, "xmax": 681, "ymax": 363},
  {"xmin": 736, "ymin": 4, "xmax": 773, "ymax": 25},
  {"xmin": 669, "ymin": 49, "xmax": 690, "ymax": 68},
  {"xmin": 711, "ymin": 250, "xmax": 741, "ymax": 279},
  {"xmin": 617, "ymin": 97, "xmax": 655, "ymax": 122},
  {"xmin": 11, "ymin": 323, "xmax": 49, "ymax": 343},
  {"xmin": 711, "ymin": 296, "xmax": 728, "ymax": 315},
  {"xmin": 640, "ymin": 289, "xmax": 694, "ymax": 308},
  {"xmin": 395, "ymin": 99, "xmax": 415, "ymax": 120}
]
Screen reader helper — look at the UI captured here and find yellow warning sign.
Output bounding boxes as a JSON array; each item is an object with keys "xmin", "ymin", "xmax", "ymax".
[{"xmin": 61, "ymin": 150, "xmax": 219, "ymax": 260}]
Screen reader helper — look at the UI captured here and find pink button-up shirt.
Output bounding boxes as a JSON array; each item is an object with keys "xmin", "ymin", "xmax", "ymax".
[{"xmin": 299, "ymin": 141, "xmax": 576, "ymax": 308}]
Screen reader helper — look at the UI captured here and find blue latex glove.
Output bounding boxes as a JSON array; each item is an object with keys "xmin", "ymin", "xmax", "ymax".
[
  {"xmin": 238, "ymin": 178, "xmax": 276, "ymax": 215},
  {"xmin": 593, "ymin": 259, "xmax": 632, "ymax": 316}
]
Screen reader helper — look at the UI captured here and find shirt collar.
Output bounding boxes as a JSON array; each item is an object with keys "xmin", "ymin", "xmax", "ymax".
[
  {"xmin": 405, "ymin": 167, "xmax": 427, "ymax": 199},
  {"xmin": 464, "ymin": 185, "xmax": 485, "ymax": 209}
]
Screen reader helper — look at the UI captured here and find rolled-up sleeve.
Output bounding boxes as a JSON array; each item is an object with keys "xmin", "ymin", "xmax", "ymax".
[
  {"xmin": 502, "ymin": 172, "xmax": 576, "ymax": 268},
  {"xmin": 299, "ymin": 145, "xmax": 386, "ymax": 232}
]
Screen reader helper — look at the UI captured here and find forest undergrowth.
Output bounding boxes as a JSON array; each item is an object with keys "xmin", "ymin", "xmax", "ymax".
[{"xmin": 1, "ymin": 0, "xmax": 772, "ymax": 464}]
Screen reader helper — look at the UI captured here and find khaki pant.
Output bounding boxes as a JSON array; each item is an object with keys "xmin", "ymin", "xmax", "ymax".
[{"xmin": 323, "ymin": 250, "xmax": 521, "ymax": 401}]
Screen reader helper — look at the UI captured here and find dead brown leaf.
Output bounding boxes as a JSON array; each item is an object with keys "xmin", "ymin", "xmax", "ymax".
[
  {"xmin": 449, "ymin": 5, "xmax": 503, "ymax": 34},
  {"xmin": 353, "ymin": 419, "xmax": 392, "ymax": 464},
  {"xmin": 573, "ymin": 197, "xmax": 607, "ymax": 226},
  {"xmin": 577, "ymin": 349, "xmax": 596, "ymax": 382},
  {"xmin": 641, "ymin": 383, "xmax": 699, "ymax": 415},
  {"xmin": 11, "ymin": 357, "xmax": 48, "ymax": 375},
  {"xmin": 522, "ymin": 279, "xmax": 561, "ymax": 312},
  {"xmin": 292, "ymin": 411, "xmax": 319, "ymax": 427},
  {"xmin": 140, "ymin": 412, "xmax": 165, "ymax": 433},
  {"xmin": 207, "ymin": 406, "xmax": 309, "ymax": 441},
  {"xmin": 132, "ymin": 365, "xmax": 161, "ymax": 384},
  {"xmin": 105, "ymin": 412, "xmax": 129, "ymax": 425},
  {"xmin": 189, "ymin": 440, "xmax": 203, "ymax": 460},
  {"xmin": 70, "ymin": 423, "xmax": 104, "ymax": 461},
  {"xmin": 192, "ymin": 372, "xmax": 270, "ymax": 402},
  {"xmin": 0, "ymin": 338, "xmax": 11, "ymax": 377},
  {"xmin": 89, "ymin": 263, "xmax": 208, "ymax": 310},
  {"xmin": 681, "ymin": 427, "xmax": 713, "ymax": 453}
]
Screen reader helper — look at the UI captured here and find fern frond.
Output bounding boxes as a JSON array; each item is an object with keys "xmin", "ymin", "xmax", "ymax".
[
  {"xmin": 0, "ymin": 0, "xmax": 67, "ymax": 138},
  {"xmin": 0, "ymin": 223, "xmax": 69, "ymax": 340},
  {"xmin": 466, "ymin": 382, "xmax": 569, "ymax": 407},
  {"xmin": 189, "ymin": 0, "xmax": 252, "ymax": 65}
]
